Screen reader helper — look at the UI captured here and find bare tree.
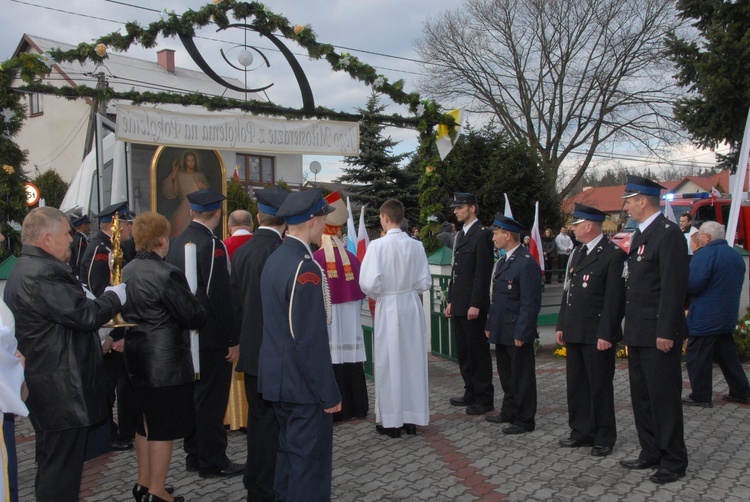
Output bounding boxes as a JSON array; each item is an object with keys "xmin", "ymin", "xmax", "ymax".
[{"xmin": 416, "ymin": 0, "xmax": 683, "ymax": 199}]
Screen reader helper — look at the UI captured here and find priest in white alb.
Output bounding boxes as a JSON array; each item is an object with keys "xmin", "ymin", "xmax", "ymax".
[{"xmin": 359, "ymin": 199, "xmax": 431, "ymax": 438}]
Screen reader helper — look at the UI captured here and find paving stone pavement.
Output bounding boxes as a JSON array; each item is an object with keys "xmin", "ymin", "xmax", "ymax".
[{"xmin": 13, "ymin": 352, "xmax": 750, "ymax": 501}]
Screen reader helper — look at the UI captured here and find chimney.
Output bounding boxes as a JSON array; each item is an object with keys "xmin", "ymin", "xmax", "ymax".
[{"xmin": 157, "ymin": 49, "xmax": 175, "ymax": 73}]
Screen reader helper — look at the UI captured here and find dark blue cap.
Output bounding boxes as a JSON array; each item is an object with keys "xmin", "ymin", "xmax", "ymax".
[
  {"xmin": 187, "ymin": 189, "xmax": 226, "ymax": 212},
  {"xmin": 71, "ymin": 214, "xmax": 91, "ymax": 226},
  {"xmin": 450, "ymin": 192, "xmax": 478, "ymax": 208},
  {"xmin": 622, "ymin": 175, "xmax": 666, "ymax": 198},
  {"xmin": 256, "ymin": 186, "xmax": 289, "ymax": 216},
  {"xmin": 276, "ymin": 188, "xmax": 335, "ymax": 225},
  {"xmin": 491, "ymin": 214, "xmax": 525, "ymax": 233},
  {"xmin": 571, "ymin": 203, "xmax": 606, "ymax": 224},
  {"xmin": 96, "ymin": 201, "xmax": 131, "ymax": 223}
]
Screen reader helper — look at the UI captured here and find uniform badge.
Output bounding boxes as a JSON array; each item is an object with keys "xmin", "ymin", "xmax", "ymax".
[
  {"xmin": 507, "ymin": 280, "xmax": 513, "ymax": 290},
  {"xmin": 636, "ymin": 244, "xmax": 645, "ymax": 262},
  {"xmin": 582, "ymin": 274, "xmax": 589, "ymax": 288},
  {"xmin": 304, "ymin": 254, "xmax": 311, "ymax": 259},
  {"xmin": 297, "ymin": 272, "xmax": 321, "ymax": 285}
]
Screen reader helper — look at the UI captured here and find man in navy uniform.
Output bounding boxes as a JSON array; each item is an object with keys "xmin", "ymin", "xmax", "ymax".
[
  {"xmin": 447, "ymin": 193, "xmax": 495, "ymax": 416},
  {"xmin": 231, "ymin": 186, "xmax": 288, "ymax": 500},
  {"xmin": 259, "ymin": 188, "xmax": 341, "ymax": 502},
  {"xmin": 556, "ymin": 203, "xmax": 626, "ymax": 457},
  {"xmin": 619, "ymin": 175, "xmax": 689, "ymax": 484},
  {"xmin": 68, "ymin": 213, "xmax": 91, "ymax": 280},
  {"xmin": 166, "ymin": 189, "xmax": 243, "ymax": 478},
  {"xmin": 484, "ymin": 214, "xmax": 542, "ymax": 434},
  {"xmin": 79, "ymin": 201, "xmax": 136, "ymax": 452}
]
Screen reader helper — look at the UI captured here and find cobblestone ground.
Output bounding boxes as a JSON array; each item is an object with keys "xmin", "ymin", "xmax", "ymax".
[{"xmin": 13, "ymin": 352, "xmax": 750, "ymax": 501}]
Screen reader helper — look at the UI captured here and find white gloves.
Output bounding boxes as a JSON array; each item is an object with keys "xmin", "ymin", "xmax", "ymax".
[{"xmin": 105, "ymin": 283, "xmax": 127, "ymax": 306}]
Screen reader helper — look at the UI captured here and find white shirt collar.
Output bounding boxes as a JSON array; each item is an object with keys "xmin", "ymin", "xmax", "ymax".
[
  {"xmin": 231, "ymin": 229, "xmax": 252, "ymax": 236},
  {"xmin": 505, "ymin": 243, "xmax": 521, "ymax": 259},
  {"xmin": 462, "ymin": 218, "xmax": 478, "ymax": 234},
  {"xmin": 258, "ymin": 226, "xmax": 283, "ymax": 239},
  {"xmin": 584, "ymin": 233, "xmax": 604, "ymax": 251},
  {"xmin": 638, "ymin": 211, "xmax": 661, "ymax": 232}
]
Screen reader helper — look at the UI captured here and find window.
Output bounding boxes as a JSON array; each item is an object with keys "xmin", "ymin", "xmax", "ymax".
[
  {"xmin": 236, "ymin": 154, "xmax": 275, "ymax": 189},
  {"xmin": 28, "ymin": 93, "xmax": 43, "ymax": 116}
]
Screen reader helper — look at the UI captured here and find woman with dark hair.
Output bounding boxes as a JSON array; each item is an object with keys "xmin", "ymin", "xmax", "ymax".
[{"xmin": 121, "ymin": 212, "xmax": 206, "ymax": 502}]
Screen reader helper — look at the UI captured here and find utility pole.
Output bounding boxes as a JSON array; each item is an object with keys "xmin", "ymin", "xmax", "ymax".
[{"xmin": 82, "ymin": 71, "xmax": 107, "ymax": 159}]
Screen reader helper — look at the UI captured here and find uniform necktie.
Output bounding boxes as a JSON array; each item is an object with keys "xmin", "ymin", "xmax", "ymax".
[{"xmin": 575, "ymin": 245, "xmax": 588, "ymax": 267}]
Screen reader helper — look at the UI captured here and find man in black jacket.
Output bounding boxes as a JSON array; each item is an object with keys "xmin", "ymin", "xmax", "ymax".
[
  {"xmin": 447, "ymin": 193, "xmax": 495, "ymax": 415},
  {"xmin": 619, "ymin": 176, "xmax": 689, "ymax": 484},
  {"xmin": 166, "ymin": 189, "xmax": 243, "ymax": 478},
  {"xmin": 4, "ymin": 207, "xmax": 125, "ymax": 502},
  {"xmin": 68, "ymin": 213, "xmax": 90, "ymax": 280},
  {"xmin": 556, "ymin": 204, "xmax": 626, "ymax": 457},
  {"xmin": 79, "ymin": 201, "xmax": 137, "ymax": 453},
  {"xmin": 231, "ymin": 186, "xmax": 288, "ymax": 500}
]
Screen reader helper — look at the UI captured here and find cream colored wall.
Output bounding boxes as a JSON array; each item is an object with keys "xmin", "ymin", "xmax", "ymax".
[
  {"xmin": 13, "ymin": 68, "xmax": 92, "ymax": 183},
  {"xmin": 674, "ymin": 181, "xmax": 704, "ymax": 195}
]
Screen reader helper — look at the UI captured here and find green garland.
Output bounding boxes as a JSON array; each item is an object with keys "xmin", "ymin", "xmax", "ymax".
[{"xmin": 0, "ymin": 0, "xmax": 456, "ymax": 253}]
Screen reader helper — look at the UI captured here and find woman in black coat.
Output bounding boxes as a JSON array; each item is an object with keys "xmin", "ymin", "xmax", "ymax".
[{"xmin": 121, "ymin": 212, "xmax": 206, "ymax": 502}]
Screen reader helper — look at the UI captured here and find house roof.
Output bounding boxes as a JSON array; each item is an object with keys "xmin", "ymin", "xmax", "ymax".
[
  {"xmin": 15, "ymin": 34, "xmax": 254, "ymax": 111},
  {"xmin": 562, "ymin": 171, "xmax": 732, "ymax": 215}
]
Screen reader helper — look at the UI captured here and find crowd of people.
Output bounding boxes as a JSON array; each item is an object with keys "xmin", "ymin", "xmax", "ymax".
[{"xmin": 2, "ymin": 173, "xmax": 749, "ymax": 500}]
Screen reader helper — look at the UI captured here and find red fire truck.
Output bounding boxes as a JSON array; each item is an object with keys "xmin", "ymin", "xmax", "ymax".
[{"xmin": 611, "ymin": 192, "xmax": 750, "ymax": 253}]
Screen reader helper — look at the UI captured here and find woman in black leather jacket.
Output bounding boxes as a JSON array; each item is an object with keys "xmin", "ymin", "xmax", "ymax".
[{"xmin": 121, "ymin": 212, "xmax": 206, "ymax": 502}]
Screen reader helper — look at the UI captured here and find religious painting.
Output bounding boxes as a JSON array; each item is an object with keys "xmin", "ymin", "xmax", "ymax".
[{"xmin": 150, "ymin": 146, "xmax": 227, "ymax": 238}]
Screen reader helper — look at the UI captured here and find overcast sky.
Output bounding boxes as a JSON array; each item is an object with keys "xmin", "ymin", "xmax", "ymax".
[
  {"xmin": 2, "ymin": 0, "xmax": 724, "ymax": 184},
  {"xmin": 1, "ymin": 0, "xmax": 464, "ymax": 182}
]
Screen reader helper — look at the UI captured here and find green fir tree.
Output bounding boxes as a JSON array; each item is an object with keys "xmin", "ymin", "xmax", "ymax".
[{"xmin": 337, "ymin": 93, "xmax": 419, "ymax": 230}]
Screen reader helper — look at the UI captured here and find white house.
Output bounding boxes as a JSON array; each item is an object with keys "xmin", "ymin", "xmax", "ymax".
[{"xmin": 11, "ymin": 34, "xmax": 304, "ymax": 190}]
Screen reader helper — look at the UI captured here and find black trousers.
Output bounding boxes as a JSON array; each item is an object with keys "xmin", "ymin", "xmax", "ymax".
[
  {"xmin": 35, "ymin": 427, "xmax": 88, "ymax": 502},
  {"xmin": 243, "ymin": 373, "xmax": 279, "ymax": 502},
  {"xmin": 565, "ymin": 343, "xmax": 617, "ymax": 447},
  {"xmin": 495, "ymin": 342, "xmax": 537, "ymax": 429},
  {"xmin": 628, "ymin": 345, "xmax": 688, "ymax": 473},
  {"xmin": 3, "ymin": 414, "xmax": 18, "ymax": 502},
  {"xmin": 332, "ymin": 363, "xmax": 369, "ymax": 421},
  {"xmin": 273, "ymin": 402, "xmax": 333, "ymax": 502},
  {"xmin": 686, "ymin": 334, "xmax": 750, "ymax": 402},
  {"xmin": 453, "ymin": 314, "xmax": 494, "ymax": 406},
  {"xmin": 104, "ymin": 351, "xmax": 136, "ymax": 441},
  {"xmin": 184, "ymin": 348, "xmax": 233, "ymax": 471}
]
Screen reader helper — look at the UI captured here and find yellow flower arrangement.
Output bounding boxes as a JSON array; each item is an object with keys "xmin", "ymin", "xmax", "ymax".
[
  {"xmin": 554, "ymin": 346, "xmax": 567, "ymax": 358},
  {"xmin": 294, "ymin": 25, "xmax": 304, "ymax": 35},
  {"xmin": 95, "ymin": 44, "xmax": 107, "ymax": 57},
  {"xmin": 3, "ymin": 164, "xmax": 14, "ymax": 174}
]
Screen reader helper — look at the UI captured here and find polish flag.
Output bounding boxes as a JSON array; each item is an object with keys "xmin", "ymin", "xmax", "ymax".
[
  {"xmin": 232, "ymin": 165, "xmax": 240, "ymax": 182},
  {"xmin": 356, "ymin": 205, "xmax": 369, "ymax": 262},
  {"xmin": 529, "ymin": 201, "xmax": 545, "ymax": 275}
]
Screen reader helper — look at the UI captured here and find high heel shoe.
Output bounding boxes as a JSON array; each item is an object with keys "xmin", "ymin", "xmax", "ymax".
[
  {"xmin": 132, "ymin": 483, "xmax": 175, "ymax": 502},
  {"xmin": 145, "ymin": 493, "xmax": 184, "ymax": 502}
]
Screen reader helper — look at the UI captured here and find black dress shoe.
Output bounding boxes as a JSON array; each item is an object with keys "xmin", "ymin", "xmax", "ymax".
[
  {"xmin": 485, "ymin": 414, "xmax": 511, "ymax": 424},
  {"xmin": 681, "ymin": 396, "xmax": 713, "ymax": 408},
  {"xmin": 145, "ymin": 494, "xmax": 184, "ymax": 502},
  {"xmin": 649, "ymin": 467, "xmax": 685, "ymax": 484},
  {"xmin": 375, "ymin": 424, "xmax": 402, "ymax": 438},
  {"xmin": 723, "ymin": 394, "xmax": 750, "ymax": 404},
  {"xmin": 185, "ymin": 462, "xmax": 198, "ymax": 473},
  {"xmin": 620, "ymin": 458, "xmax": 658, "ymax": 470},
  {"xmin": 199, "ymin": 462, "xmax": 245, "ymax": 478},
  {"xmin": 449, "ymin": 396, "xmax": 472, "ymax": 406},
  {"xmin": 558, "ymin": 438, "xmax": 593, "ymax": 448},
  {"xmin": 466, "ymin": 403, "xmax": 494, "ymax": 415},
  {"xmin": 590, "ymin": 445, "xmax": 613, "ymax": 457},
  {"xmin": 134, "ymin": 485, "xmax": 174, "ymax": 502},
  {"xmin": 112, "ymin": 439, "xmax": 135, "ymax": 451},
  {"xmin": 502, "ymin": 424, "xmax": 532, "ymax": 435},
  {"xmin": 403, "ymin": 424, "xmax": 417, "ymax": 436}
]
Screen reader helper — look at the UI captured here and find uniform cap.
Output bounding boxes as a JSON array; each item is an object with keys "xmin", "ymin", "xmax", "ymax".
[
  {"xmin": 571, "ymin": 203, "xmax": 607, "ymax": 224},
  {"xmin": 71, "ymin": 213, "xmax": 91, "ymax": 226},
  {"xmin": 450, "ymin": 192, "xmax": 478, "ymax": 208},
  {"xmin": 96, "ymin": 201, "xmax": 131, "ymax": 223},
  {"xmin": 276, "ymin": 188, "xmax": 335, "ymax": 225},
  {"xmin": 491, "ymin": 213, "xmax": 525, "ymax": 233},
  {"xmin": 186, "ymin": 189, "xmax": 226, "ymax": 212},
  {"xmin": 256, "ymin": 186, "xmax": 289, "ymax": 216},
  {"xmin": 622, "ymin": 175, "xmax": 666, "ymax": 198}
]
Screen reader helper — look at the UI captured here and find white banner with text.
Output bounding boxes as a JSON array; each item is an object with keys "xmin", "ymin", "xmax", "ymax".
[{"xmin": 115, "ymin": 105, "xmax": 360, "ymax": 155}]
